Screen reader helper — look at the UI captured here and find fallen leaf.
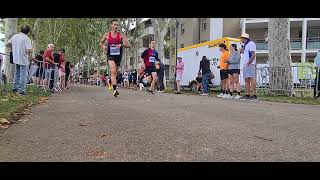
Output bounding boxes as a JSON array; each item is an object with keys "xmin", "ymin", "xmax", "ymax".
[
  {"xmin": 0, "ymin": 124, "xmax": 9, "ymax": 129},
  {"xmin": 0, "ymin": 118, "xmax": 10, "ymax": 124}
]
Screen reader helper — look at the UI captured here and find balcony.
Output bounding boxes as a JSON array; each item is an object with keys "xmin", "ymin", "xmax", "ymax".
[{"xmin": 255, "ymin": 38, "xmax": 320, "ymax": 51}]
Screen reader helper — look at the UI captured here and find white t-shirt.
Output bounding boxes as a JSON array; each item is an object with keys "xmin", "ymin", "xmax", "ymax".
[
  {"xmin": 242, "ymin": 40, "xmax": 256, "ymax": 65},
  {"xmin": 8, "ymin": 33, "xmax": 32, "ymax": 66}
]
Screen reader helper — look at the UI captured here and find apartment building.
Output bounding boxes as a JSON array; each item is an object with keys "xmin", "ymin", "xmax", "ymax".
[
  {"xmin": 242, "ymin": 18, "xmax": 320, "ymax": 63},
  {"xmin": 177, "ymin": 18, "xmax": 320, "ymax": 64}
]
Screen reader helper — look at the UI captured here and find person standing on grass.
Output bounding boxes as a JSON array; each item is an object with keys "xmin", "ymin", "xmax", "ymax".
[
  {"xmin": 43, "ymin": 44, "xmax": 55, "ymax": 91},
  {"xmin": 314, "ymin": 50, "xmax": 320, "ymax": 98},
  {"xmin": 156, "ymin": 61, "xmax": 165, "ymax": 92},
  {"xmin": 58, "ymin": 49, "xmax": 66, "ymax": 90},
  {"xmin": 217, "ymin": 43, "xmax": 230, "ymax": 98},
  {"xmin": 227, "ymin": 44, "xmax": 241, "ymax": 99},
  {"xmin": 199, "ymin": 56, "xmax": 211, "ymax": 96},
  {"xmin": 6, "ymin": 25, "xmax": 33, "ymax": 96},
  {"xmin": 175, "ymin": 57, "xmax": 184, "ymax": 94},
  {"xmin": 239, "ymin": 33, "xmax": 257, "ymax": 100}
]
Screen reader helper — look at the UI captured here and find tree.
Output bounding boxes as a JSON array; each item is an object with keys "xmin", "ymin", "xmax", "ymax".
[
  {"xmin": 4, "ymin": 18, "xmax": 18, "ymax": 81},
  {"xmin": 268, "ymin": 18, "xmax": 293, "ymax": 96},
  {"xmin": 150, "ymin": 18, "xmax": 171, "ymax": 61}
]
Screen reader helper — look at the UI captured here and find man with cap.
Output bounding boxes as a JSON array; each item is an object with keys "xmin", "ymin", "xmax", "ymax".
[{"xmin": 239, "ymin": 33, "xmax": 257, "ymax": 100}]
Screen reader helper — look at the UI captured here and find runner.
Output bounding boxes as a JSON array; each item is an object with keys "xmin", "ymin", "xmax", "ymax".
[
  {"xmin": 99, "ymin": 19, "xmax": 131, "ymax": 97},
  {"xmin": 141, "ymin": 40, "xmax": 160, "ymax": 94}
]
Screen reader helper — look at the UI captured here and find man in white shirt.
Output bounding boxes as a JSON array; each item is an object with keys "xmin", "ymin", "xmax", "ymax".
[
  {"xmin": 6, "ymin": 25, "xmax": 33, "ymax": 95},
  {"xmin": 239, "ymin": 33, "xmax": 257, "ymax": 100}
]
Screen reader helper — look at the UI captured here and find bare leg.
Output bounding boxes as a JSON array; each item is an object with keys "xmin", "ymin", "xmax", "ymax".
[
  {"xmin": 150, "ymin": 72, "xmax": 157, "ymax": 92},
  {"xmin": 233, "ymin": 73, "xmax": 240, "ymax": 93},
  {"xmin": 176, "ymin": 80, "xmax": 181, "ymax": 92},
  {"xmin": 108, "ymin": 60, "xmax": 117, "ymax": 89},
  {"xmin": 245, "ymin": 78, "xmax": 250, "ymax": 95},
  {"xmin": 251, "ymin": 78, "xmax": 257, "ymax": 96},
  {"xmin": 229, "ymin": 74, "xmax": 234, "ymax": 93}
]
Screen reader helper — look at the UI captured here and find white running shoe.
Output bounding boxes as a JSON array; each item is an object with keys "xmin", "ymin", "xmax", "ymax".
[
  {"xmin": 217, "ymin": 93, "xmax": 224, "ymax": 98},
  {"xmin": 234, "ymin": 95, "xmax": 241, "ymax": 100},
  {"xmin": 223, "ymin": 94, "xmax": 233, "ymax": 99},
  {"xmin": 200, "ymin": 93, "xmax": 208, "ymax": 96}
]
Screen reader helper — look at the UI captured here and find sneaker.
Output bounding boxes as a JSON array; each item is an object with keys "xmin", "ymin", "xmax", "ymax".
[
  {"xmin": 250, "ymin": 95, "xmax": 257, "ymax": 100},
  {"xmin": 17, "ymin": 91, "xmax": 27, "ymax": 96},
  {"xmin": 174, "ymin": 91, "xmax": 181, "ymax": 94},
  {"xmin": 157, "ymin": 90, "xmax": 164, "ymax": 93},
  {"xmin": 12, "ymin": 89, "xmax": 18, "ymax": 93},
  {"xmin": 148, "ymin": 90, "xmax": 154, "ymax": 94},
  {"xmin": 223, "ymin": 94, "xmax": 233, "ymax": 99},
  {"xmin": 200, "ymin": 93, "xmax": 208, "ymax": 96},
  {"xmin": 240, "ymin": 95, "xmax": 250, "ymax": 100},
  {"xmin": 113, "ymin": 90, "xmax": 119, "ymax": 97},
  {"xmin": 234, "ymin": 95, "xmax": 241, "ymax": 100},
  {"xmin": 216, "ymin": 93, "xmax": 224, "ymax": 98}
]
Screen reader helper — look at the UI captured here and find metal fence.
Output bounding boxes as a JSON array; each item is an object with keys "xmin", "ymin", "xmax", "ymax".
[{"xmin": 256, "ymin": 65, "xmax": 320, "ymax": 97}]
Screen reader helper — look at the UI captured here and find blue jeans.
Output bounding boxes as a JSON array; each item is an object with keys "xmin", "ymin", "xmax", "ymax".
[
  {"xmin": 202, "ymin": 73, "xmax": 211, "ymax": 94},
  {"xmin": 13, "ymin": 64, "xmax": 28, "ymax": 93}
]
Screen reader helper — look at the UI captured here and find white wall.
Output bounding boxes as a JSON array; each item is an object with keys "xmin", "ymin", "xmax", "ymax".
[{"xmin": 209, "ymin": 18, "xmax": 224, "ymax": 40}]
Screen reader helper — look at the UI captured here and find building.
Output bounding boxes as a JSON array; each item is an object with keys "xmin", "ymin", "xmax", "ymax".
[
  {"xmin": 177, "ymin": 18, "xmax": 320, "ymax": 64},
  {"xmin": 242, "ymin": 18, "xmax": 320, "ymax": 63}
]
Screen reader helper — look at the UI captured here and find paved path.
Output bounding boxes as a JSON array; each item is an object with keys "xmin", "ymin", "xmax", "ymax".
[{"xmin": 1, "ymin": 84, "xmax": 320, "ymax": 161}]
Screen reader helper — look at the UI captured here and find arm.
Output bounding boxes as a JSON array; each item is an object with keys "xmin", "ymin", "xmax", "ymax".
[
  {"xmin": 247, "ymin": 51, "xmax": 256, "ymax": 65},
  {"xmin": 99, "ymin": 33, "xmax": 108, "ymax": 50},
  {"xmin": 247, "ymin": 42, "xmax": 256, "ymax": 65},
  {"xmin": 120, "ymin": 34, "xmax": 131, "ymax": 48}
]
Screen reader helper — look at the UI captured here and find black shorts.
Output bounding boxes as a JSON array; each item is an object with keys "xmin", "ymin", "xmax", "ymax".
[
  {"xmin": 107, "ymin": 56, "xmax": 122, "ymax": 67},
  {"xmin": 220, "ymin": 69, "xmax": 229, "ymax": 80},
  {"xmin": 228, "ymin": 69, "xmax": 240, "ymax": 75},
  {"xmin": 145, "ymin": 66, "xmax": 156, "ymax": 76}
]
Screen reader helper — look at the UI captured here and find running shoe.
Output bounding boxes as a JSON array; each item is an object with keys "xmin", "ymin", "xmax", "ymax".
[
  {"xmin": 250, "ymin": 95, "xmax": 257, "ymax": 100},
  {"xmin": 223, "ymin": 94, "xmax": 233, "ymax": 99},
  {"xmin": 174, "ymin": 92, "xmax": 181, "ymax": 94},
  {"xmin": 113, "ymin": 90, "xmax": 119, "ymax": 97},
  {"xmin": 240, "ymin": 95, "xmax": 250, "ymax": 100},
  {"xmin": 216, "ymin": 93, "xmax": 224, "ymax": 98},
  {"xmin": 200, "ymin": 93, "xmax": 208, "ymax": 96},
  {"xmin": 108, "ymin": 85, "xmax": 113, "ymax": 91},
  {"xmin": 148, "ymin": 90, "xmax": 154, "ymax": 94},
  {"xmin": 234, "ymin": 95, "xmax": 241, "ymax": 100}
]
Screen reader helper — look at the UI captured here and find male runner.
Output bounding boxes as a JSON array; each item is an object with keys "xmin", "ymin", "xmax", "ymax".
[
  {"xmin": 141, "ymin": 40, "xmax": 160, "ymax": 94},
  {"xmin": 99, "ymin": 19, "xmax": 131, "ymax": 97}
]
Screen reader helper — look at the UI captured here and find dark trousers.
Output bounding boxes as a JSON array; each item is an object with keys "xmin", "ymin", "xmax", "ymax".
[{"xmin": 157, "ymin": 76, "xmax": 164, "ymax": 91}]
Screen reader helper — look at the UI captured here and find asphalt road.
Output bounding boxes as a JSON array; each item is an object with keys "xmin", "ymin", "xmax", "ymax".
[{"xmin": 1, "ymin": 84, "xmax": 320, "ymax": 162}]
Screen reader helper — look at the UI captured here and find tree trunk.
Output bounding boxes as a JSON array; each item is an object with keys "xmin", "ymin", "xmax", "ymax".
[
  {"xmin": 4, "ymin": 18, "xmax": 18, "ymax": 81},
  {"xmin": 31, "ymin": 18, "xmax": 43, "ymax": 53},
  {"xmin": 268, "ymin": 18, "xmax": 293, "ymax": 96}
]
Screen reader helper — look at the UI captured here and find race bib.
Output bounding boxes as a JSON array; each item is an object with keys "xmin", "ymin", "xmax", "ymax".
[
  {"xmin": 110, "ymin": 45, "xmax": 120, "ymax": 55},
  {"xmin": 149, "ymin": 56, "xmax": 155, "ymax": 63}
]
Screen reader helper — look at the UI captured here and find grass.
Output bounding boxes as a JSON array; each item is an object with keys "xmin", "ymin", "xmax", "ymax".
[
  {"xmin": 0, "ymin": 83, "xmax": 50, "ymax": 120},
  {"xmin": 164, "ymin": 87, "xmax": 320, "ymax": 105}
]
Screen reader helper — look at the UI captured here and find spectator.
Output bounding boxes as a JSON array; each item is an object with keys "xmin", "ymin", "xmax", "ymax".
[
  {"xmin": 6, "ymin": 25, "xmax": 33, "ymax": 95},
  {"xmin": 217, "ymin": 43, "xmax": 230, "ymax": 98},
  {"xmin": 131, "ymin": 68, "xmax": 137, "ymax": 89},
  {"xmin": 123, "ymin": 71, "xmax": 129, "ymax": 88},
  {"xmin": 43, "ymin": 44, "xmax": 55, "ymax": 91},
  {"xmin": 128, "ymin": 70, "xmax": 133, "ymax": 89},
  {"xmin": 175, "ymin": 57, "xmax": 184, "ymax": 94},
  {"xmin": 65, "ymin": 61, "xmax": 71, "ymax": 89},
  {"xmin": 239, "ymin": 33, "xmax": 257, "ymax": 100},
  {"xmin": 227, "ymin": 44, "xmax": 241, "ymax": 99},
  {"xmin": 58, "ymin": 48, "xmax": 66, "ymax": 90},
  {"xmin": 34, "ymin": 50, "xmax": 44, "ymax": 86},
  {"xmin": 196, "ymin": 72, "xmax": 202, "ymax": 93},
  {"xmin": 314, "ymin": 50, "xmax": 320, "ymax": 98},
  {"xmin": 199, "ymin": 56, "xmax": 211, "ymax": 96},
  {"xmin": 156, "ymin": 61, "xmax": 165, "ymax": 92}
]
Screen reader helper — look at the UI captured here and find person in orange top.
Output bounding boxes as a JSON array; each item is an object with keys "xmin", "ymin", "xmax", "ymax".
[{"xmin": 217, "ymin": 43, "xmax": 231, "ymax": 98}]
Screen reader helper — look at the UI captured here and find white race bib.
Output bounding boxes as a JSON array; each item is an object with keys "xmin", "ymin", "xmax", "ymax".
[
  {"xmin": 149, "ymin": 56, "xmax": 155, "ymax": 63},
  {"xmin": 110, "ymin": 45, "xmax": 120, "ymax": 55}
]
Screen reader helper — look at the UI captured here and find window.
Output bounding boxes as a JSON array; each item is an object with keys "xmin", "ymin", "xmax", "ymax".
[
  {"xmin": 180, "ymin": 44, "xmax": 184, "ymax": 48},
  {"xmin": 308, "ymin": 29, "xmax": 320, "ymax": 39},
  {"xmin": 143, "ymin": 38, "xmax": 149, "ymax": 48},
  {"xmin": 181, "ymin": 23, "xmax": 185, "ymax": 35},
  {"xmin": 201, "ymin": 18, "xmax": 207, "ymax": 31}
]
